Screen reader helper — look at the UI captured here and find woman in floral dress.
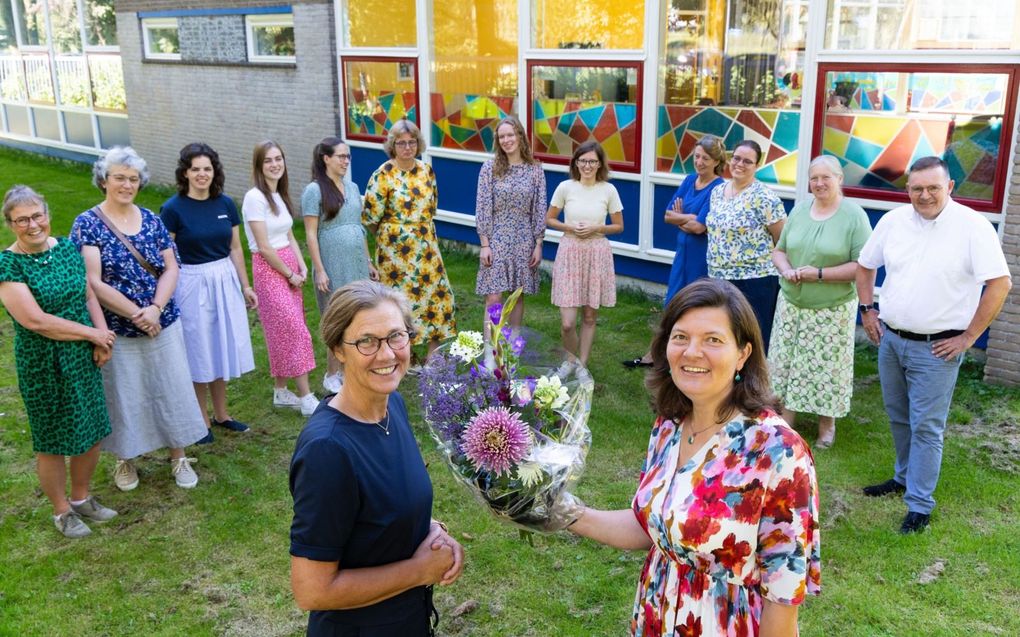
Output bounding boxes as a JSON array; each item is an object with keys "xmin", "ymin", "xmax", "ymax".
[
  {"xmin": 568, "ymin": 278, "xmax": 820, "ymax": 636},
  {"xmin": 475, "ymin": 116, "xmax": 546, "ymax": 333},
  {"xmin": 363, "ymin": 119, "xmax": 456, "ymax": 356},
  {"xmin": 706, "ymin": 140, "xmax": 786, "ymax": 352}
]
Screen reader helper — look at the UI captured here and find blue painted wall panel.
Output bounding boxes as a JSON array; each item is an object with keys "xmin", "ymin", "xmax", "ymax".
[
  {"xmin": 432, "ymin": 156, "xmax": 482, "ymax": 216},
  {"xmin": 350, "ymin": 147, "xmax": 389, "ymax": 190}
]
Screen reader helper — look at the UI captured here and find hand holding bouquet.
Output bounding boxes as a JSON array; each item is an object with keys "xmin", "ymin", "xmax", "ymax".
[{"xmin": 418, "ymin": 289, "xmax": 592, "ymax": 532}]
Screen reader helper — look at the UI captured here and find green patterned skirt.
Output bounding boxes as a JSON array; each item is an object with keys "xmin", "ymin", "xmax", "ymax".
[{"xmin": 768, "ymin": 295, "xmax": 856, "ymax": 418}]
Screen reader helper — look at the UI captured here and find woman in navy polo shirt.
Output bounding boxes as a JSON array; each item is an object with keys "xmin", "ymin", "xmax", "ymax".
[
  {"xmin": 161, "ymin": 143, "xmax": 257, "ymax": 442},
  {"xmin": 289, "ymin": 280, "xmax": 463, "ymax": 636}
]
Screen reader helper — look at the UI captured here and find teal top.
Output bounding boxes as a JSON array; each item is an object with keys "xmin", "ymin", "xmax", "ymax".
[{"xmin": 776, "ymin": 198, "xmax": 872, "ymax": 309}]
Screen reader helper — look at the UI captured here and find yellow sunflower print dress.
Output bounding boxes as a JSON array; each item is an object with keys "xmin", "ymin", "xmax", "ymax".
[{"xmin": 363, "ymin": 158, "xmax": 457, "ymax": 345}]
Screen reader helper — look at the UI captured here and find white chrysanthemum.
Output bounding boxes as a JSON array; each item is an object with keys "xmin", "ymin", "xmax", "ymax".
[
  {"xmin": 516, "ymin": 461, "xmax": 545, "ymax": 488},
  {"xmin": 533, "ymin": 375, "xmax": 569, "ymax": 410},
  {"xmin": 449, "ymin": 330, "xmax": 484, "ymax": 361}
]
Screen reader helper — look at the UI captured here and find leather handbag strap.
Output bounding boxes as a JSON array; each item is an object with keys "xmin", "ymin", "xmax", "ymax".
[{"xmin": 90, "ymin": 206, "xmax": 161, "ymax": 279}]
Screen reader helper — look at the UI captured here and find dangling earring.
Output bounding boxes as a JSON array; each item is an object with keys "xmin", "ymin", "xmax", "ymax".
[{"xmin": 734, "ymin": 371, "xmax": 742, "ymax": 382}]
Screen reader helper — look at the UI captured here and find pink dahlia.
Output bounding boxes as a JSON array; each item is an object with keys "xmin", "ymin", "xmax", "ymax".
[{"xmin": 461, "ymin": 406, "xmax": 531, "ymax": 476}]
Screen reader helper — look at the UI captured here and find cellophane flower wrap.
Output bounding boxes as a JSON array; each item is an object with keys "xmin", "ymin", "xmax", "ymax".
[{"xmin": 418, "ymin": 289, "xmax": 592, "ymax": 532}]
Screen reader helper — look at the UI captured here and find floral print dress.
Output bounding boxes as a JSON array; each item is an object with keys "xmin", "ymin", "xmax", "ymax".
[
  {"xmin": 363, "ymin": 159, "xmax": 456, "ymax": 345},
  {"xmin": 631, "ymin": 412, "xmax": 821, "ymax": 637}
]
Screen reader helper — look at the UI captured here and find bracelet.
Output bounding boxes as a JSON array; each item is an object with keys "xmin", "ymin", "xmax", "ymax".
[
  {"xmin": 431, "ymin": 520, "xmax": 449, "ymax": 533},
  {"xmin": 817, "ymin": 267, "xmax": 823, "ymax": 281},
  {"xmin": 151, "ymin": 302, "xmax": 164, "ymax": 313}
]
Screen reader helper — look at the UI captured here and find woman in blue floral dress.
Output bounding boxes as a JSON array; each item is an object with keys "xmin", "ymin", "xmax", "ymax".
[
  {"xmin": 72, "ymin": 147, "xmax": 207, "ymax": 493},
  {"xmin": 706, "ymin": 140, "xmax": 786, "ymax": 352},
  {"xmin": 475, "ymin": 116, "xmax": 547, "ymax": 333},
  {"xmin": 568, "ymin": 279, "xmax": 820, "ymax": 636}
]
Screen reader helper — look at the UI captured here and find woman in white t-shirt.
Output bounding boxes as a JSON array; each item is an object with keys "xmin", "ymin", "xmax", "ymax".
[
  {"xmin": 545, "ymin": 141, "xmax": 624, "ymax": 366},
  {"xmin": 242, "ymin": 141, "xmax": 318, "ymax": 416}
]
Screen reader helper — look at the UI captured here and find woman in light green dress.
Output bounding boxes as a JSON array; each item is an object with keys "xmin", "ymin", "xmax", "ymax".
[{"xmin": 302, "ymin": 136, "xmax": 377, "ymax": 392}]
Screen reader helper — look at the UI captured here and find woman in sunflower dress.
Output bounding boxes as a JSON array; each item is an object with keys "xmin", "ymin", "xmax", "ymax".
[{"xmin": 363, "ymin": 119, "xmax": 456, "ymax": 356}]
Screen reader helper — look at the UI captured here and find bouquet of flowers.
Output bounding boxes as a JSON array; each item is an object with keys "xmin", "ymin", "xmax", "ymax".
[{"xmin": 418, "ymin": 289, "xmax": 592, "ymax": 532}]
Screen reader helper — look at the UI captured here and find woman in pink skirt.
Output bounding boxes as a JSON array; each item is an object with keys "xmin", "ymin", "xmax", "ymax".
[
  {"xmin": 545, "ymin": 141, "xmax": 624, "ymax": 367},
  {"xmin": 242, "ymin": 141, "xmax": 318, "ymax": 416}
]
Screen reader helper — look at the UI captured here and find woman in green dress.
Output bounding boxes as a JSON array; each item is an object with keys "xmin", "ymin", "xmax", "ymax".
[{"xmin": 0, "ymin": 185, "xmax": 118, "ymax": 538}]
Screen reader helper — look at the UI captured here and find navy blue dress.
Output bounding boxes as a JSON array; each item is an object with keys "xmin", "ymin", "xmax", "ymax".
[
  {"xmin": 289, "ymin": 392, "xmax": 434, "ymax": 636},
  {"xmin": 664, "ymin": 174, "xmax": 724, "ymax": 304}
]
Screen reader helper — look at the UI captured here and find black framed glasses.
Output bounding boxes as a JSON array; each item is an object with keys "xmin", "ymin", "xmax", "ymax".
[
  {"xmin": 342, "ymin": 330, "xmax": 412, "ymax": 355},
  {"xmin": 577, "ymin": 159, "xmax": 600, "ymax": 167},
  {"xmin": 10, "ymin": 212, "xmax": 47, "ymax": 228}
]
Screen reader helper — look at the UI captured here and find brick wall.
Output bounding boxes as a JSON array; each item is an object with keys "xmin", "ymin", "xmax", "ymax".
[
  {"xmin": 984, "ymin": 112, "xmax": 1020, "ymax": 386},
  {"xmin": 117, "ymin": 2, "xmax": 339, "ymax": 204}
]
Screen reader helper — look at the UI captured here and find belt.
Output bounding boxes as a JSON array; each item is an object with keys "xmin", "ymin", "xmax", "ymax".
[{"xmin": 884, "ymin": 324, "xmax": 964, "ymax": 342}]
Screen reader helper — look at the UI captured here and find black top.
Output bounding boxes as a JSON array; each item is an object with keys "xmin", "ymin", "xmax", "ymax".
[
  {"xmin": 289, "ymin": 392, "xmax": 434, "ymax": 632},
  {"xmin": 160, "ymin": 193, "xmax": 239, "ymax": 265}
]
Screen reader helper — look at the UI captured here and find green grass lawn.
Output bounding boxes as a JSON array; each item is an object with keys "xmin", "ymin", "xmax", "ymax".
[{"xmin": 1, "ymin": 146, "xmax": 1018, "ymax": 636}]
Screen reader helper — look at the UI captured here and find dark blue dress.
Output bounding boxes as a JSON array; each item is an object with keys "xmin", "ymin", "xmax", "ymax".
[
  {"xmin": 289, "ymin": 392, "xmax": 434, "ymax": 636},
  {"xmin": 664, "ymin": 174, "xmax": 724, "ymax": 304}
]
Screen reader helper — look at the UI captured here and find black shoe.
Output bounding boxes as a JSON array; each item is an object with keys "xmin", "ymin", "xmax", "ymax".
[
  {"xmin": 899, "ymin": 511, "xmax": 931, "ymax": 534},
  {"xmin": 196, "ymin": 429, "xmax": 214, "ymax": 445},
  {"xmin": 212, "ymin": 418, "xmax": 250, "ymax": 433},
  {"xmin": 622, "ymin": 357, "xmax": 653, "ymax": 369},
  {"xmin": 863, "ymin": 478, "xmax": 906, "ymax": 497}
]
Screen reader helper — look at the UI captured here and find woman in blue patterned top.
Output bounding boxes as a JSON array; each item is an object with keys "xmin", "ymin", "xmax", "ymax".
[
  {"xmin": 706, "ymin": 140, "xmax": 787, "ymax": 351},
  {"xmin": 72, "ymin": 147, "xmax": 207, "ymax": 493}
]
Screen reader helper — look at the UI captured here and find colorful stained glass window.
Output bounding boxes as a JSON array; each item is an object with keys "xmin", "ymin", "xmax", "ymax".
[
  {"xmin": 343, "ymin": 57, "xmax": 418, "ymax": 141},
  {"xmin": 342, "ymin": 0, "xmax": 416, "ymax": 47},
  {"xmin": 430, "ymin": 0, "xmax": 517, "ymax": 153},
  {"xmin": 530, "ymin": 62, "xmax": 641, "ymax": 171},
  {"xmin": 655, "ymin": 0, "xmax": 806, "ymax": 184},
  {"xmin": 531, "ymin": 0, "xmax": 643, "ymax": 49},
  {"xmin": 825, "ymin": 0, "xmax": 1018, "ymax": 50},
  {"xmin": 819, "ymin": 69, "xmax": 1013, "ymax": 206}
]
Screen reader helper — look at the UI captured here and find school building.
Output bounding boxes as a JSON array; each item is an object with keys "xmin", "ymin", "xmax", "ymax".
[{"xmin": 1, "ymin": 0, "xmax": 1019, "ymax": 383}]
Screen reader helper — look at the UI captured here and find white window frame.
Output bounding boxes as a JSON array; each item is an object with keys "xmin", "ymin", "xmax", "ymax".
[
  {"xmin": 141, "ymin": 17, "xmax": 180, "ymax": 61},
  {"xmin": 245, "ymin": 14, "xmax": 296, "ymax": 64}
]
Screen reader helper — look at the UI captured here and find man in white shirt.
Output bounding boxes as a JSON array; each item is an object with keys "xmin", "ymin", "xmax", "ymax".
[{"xmin": 856, "ymin": 156, "xmax": 1012, "ymax": 534}]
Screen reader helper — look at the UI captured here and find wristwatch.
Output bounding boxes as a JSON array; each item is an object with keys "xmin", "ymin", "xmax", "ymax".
[{"xmin": 858, "ymin": 303, "xmax": 876, "ymax": 314}]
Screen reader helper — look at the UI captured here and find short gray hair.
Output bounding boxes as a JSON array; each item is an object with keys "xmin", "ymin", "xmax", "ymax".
[
  {"xmin": 320, "ymin": 280, "xmax": 416, "ymax": 365},
  {"xmin": 382, "ymin": 119, "xmax": 426, "ymax": 159},
  {"xmin": 3, "ymin": 184, "xmax": 47, "ymax": 222},
  {"xmin": 809, "ymin": 155, "xmax": 844, "ymax": 179},
  {"xmin": 93, "ymin": 146, "xmax": 150, "ymax": 192}
]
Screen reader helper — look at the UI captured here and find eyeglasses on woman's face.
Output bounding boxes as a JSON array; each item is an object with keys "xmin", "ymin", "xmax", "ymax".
[
  {"xmin": 342, "ymin": 330, "xmax": 412, "ymax": 356},
  {"xmin": 576, "ymin": 159, "xmax": 600, "ymax": 167},
  {"xmin": 730, "ymin": 155, "xmax": 757, "ymax": 166},
  {"xmin": 394, "ymin": 140, "xmax": 418, "ymax": 148},
  {"xmin": 10, "ymin": 211, "xmax": 47, "ymax": 228}
]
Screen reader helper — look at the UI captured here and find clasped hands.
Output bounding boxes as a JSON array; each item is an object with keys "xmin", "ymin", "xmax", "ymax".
[
  {"xmin": 569, "ymin": 221, "xmax": 601, "ymax": 239},
  {"xmin": 415, "ymin": 521, "xmax": 464, "ymax": 587},
  {"xmin": 780, "ymin": 265, "xmax": 820, "ymax": 284},
  {"xmin": 130, "ymin": 304, "xmax": 162, "ymax": 338}
]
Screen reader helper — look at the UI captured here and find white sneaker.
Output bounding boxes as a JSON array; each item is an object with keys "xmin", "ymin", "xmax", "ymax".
[
  {"xmin": 113, "ymin": 459, "xmax": 139, "ymax": 491},
  {"xmin": 299, "ymin": 393, "xmax": 319, "ymax": 417},
  {"xmin": 171, "ymin": 457, "xmax": 198, "ymax": 489},
  {"xmin": 323, "ymin": 373, "xmax": 343, "ymax": 393},
  {"xmin": 273, "ymin": 387, "xmax": 301, "ymax": 409}
]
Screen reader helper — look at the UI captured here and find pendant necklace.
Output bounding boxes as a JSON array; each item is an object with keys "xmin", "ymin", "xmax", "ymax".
[
  {"xmin": 374, "ymin": 411, "xmax": 390, "ymax": 436},
  {"xmin": 14, "ymin": 242, "xmax": 53, "ymax": 266},
  {"xmin": 684, "ymin": 410, "xmax": 735, "ymax": 445}
]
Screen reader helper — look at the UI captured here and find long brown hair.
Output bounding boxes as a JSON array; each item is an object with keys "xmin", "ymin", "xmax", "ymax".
[
  {"xmin": 175, "ymin": 142, "xmax": 225, "ymax": 198},
  {"xmin": 646, "ymin": 279, "xmax": 779, "ymax": 424},
  {"xmin": 251, "ymin": 140, "xmax": 295, "ymax": 216},
  {"xmin": 311, "ymin": 136, "xmax": 346, "ymax": 222},
  {"xmin": 492, "ymin": 116, "xmax": 537, "ymax": 179}
]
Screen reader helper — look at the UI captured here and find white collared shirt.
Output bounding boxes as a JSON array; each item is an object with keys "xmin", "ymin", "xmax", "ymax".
[{"xmin": 858, "ymin": 199, "xmax": 1010, "ymax": 333}]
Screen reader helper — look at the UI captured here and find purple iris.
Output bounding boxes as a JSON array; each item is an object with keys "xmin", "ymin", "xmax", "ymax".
[
  {"xmin": 511, "ymin": 335, "xmax": 526, "ymax": 355},
  {"xmin": 487, "ymin": 303, "xmax": 503, "ymax": 325}
]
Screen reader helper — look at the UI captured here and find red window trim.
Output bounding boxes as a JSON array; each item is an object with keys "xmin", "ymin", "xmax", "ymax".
[
  {"xmin": 526, "ymin": 59, "xmax": 643, "ymax": 173},
  {"xmin": 340, "ymin": 55, "xmax": 420, "ymax": 144},
  {"xmin": 811, "ymin": 62, "xmax": 1019, "ymax": 213}
]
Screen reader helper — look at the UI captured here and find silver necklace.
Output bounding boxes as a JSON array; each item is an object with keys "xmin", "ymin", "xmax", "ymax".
[
  {"xmin": 374, "ymin": 411, "xmax": 390, "ymax": 436},
  {"xmin": 14, "ymin": 241, "xmax": 53, "ymax": 266}
]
